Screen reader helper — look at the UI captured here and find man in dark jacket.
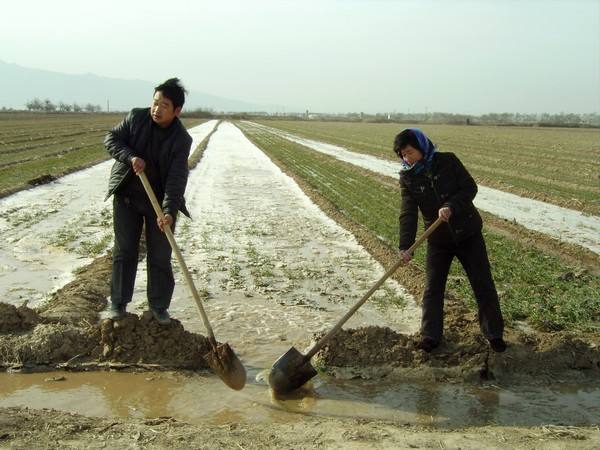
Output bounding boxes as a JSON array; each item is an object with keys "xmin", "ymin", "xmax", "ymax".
[
  {"xmin": 394, "ymin": 128, "xmax": 506, "ymax": 353},
  {"xmin": 103, "ymin": 78, "xmax": 193, "ymax": 325}
]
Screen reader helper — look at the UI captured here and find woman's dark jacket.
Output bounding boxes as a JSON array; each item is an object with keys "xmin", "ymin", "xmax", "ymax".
[
  {"xmin": 104, "ymin": 108, "xmax": 192, "ymax": 217},
  {"xmin": 399, "ymin": 152, "xmax": 482, "ymax": 250}
]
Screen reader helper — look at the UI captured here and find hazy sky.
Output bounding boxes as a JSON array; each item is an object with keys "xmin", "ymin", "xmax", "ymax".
[{"xmin": 2, "ymin": 0, "xmax": 599, "ymax": 114}]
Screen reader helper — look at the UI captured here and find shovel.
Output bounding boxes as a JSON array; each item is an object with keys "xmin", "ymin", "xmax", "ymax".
[
  {"xmin": 268, "ymin": 217, "xmax": 444, "ymax": 394},
  {"xmin": 138, "ymin": 171, "xmax": 246, "ymax": 390}
]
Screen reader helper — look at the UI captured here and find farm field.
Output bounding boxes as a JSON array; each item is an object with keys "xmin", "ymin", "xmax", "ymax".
[
  {"xmin": 0, "ymin": 118, "xmax": 598, "ymax": 448},
  {"xmin": 255, "ymin": 120, "xmax": 600, "ymax": 216},
  {"xmin": 237, "ymin": 121, "xmax": 600, "ymax": 332},
  {"xmin": 0, "ymin": 112, "xmax": 206, "ymax": 197}
]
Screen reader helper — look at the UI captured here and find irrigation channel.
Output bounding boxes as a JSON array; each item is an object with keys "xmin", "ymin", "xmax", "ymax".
[{"xmin": 0, "ymin": 121, "xmax": 598, "ymax": 444}]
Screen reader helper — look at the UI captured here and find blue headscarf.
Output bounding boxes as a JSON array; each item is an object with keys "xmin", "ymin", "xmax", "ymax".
[{"xmin": 399, "ymin": 128, "xmax": 437, "ymax": 175}]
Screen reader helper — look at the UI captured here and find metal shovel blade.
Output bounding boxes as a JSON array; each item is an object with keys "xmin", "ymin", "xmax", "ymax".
[
  {"xmin": 268, "ymin": 346, "xmax": 318, "ymax": 395},
  {"xmin": 266, "ymin": 218, "xmax": 446, "ymax": 395},
  {"xmin": 204, "ymin": 342, "xmax": 247, "ymax": 391}
]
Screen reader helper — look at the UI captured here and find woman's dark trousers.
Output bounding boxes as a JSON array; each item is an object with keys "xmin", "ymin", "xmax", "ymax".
[{"xmin": 421, "ymin": 231, "xmax": 504, "ymax": 343}]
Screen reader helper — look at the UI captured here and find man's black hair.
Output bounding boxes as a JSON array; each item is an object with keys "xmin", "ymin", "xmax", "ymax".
[
  {"xmin": 393, "ymin": 129, "xmax": 422, "ymax": 157},
  {"xmin": 154, "ymin": 78, "xmax": 187, "ymax": 109}
]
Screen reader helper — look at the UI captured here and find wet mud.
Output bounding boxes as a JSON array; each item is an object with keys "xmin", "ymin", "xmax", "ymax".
[
  {"xmin": 3, "ymin": 405, "xmax": 599, "ymax": 450},
  {"xmin": 0, "ymin": 253, "xmax": 210, "ymax": 371},
  {"xmin": 315, "ymin": 323, "xmax": 600, "ymax": 384}
]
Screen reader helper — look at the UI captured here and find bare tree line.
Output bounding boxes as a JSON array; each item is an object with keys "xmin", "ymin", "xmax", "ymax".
[
  {"xmin": 24, "ymin": 98, "xmax": 102, "ymax": 113},
  {"xmin": 257, "ymin": 111, "xmax": 599, "ymax": 128},
  {"xmin": 6, "ymin": 100, "xmax": 599, "ymax": 127}
]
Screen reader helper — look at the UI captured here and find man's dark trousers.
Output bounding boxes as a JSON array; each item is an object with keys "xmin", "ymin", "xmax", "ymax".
[
  {"xmin": 111, "ymin": 193, "xmax": 174, "ymax": 311},
  {"xmin": 421, "ymin": 231, "xmax": 504, "ymax": 342}
]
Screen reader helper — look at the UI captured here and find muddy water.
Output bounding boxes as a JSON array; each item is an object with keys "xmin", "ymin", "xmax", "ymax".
[
  {"xmin": 0, "ymin": 159, "xmax": 113, "ymax": 306},
  {"xmin": 0, "ymin": 120, "xmax": 218, "ymax": 308},
  {"xmin": 243, "ymin": 121, "xmax": 600, "ymax": 254},
  {"xmin": 1, "ymin": 371, "xmax": 598, "ymax": 427}
]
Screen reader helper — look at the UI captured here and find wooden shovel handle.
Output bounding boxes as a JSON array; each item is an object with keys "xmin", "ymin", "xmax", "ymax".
[
  {"xmin": 304, "ymin": 217, "xmax": 444, "ymax": 360},
  {"xmin": 137, "ymin": 171, "xmax": 217, "ymax": 344}
]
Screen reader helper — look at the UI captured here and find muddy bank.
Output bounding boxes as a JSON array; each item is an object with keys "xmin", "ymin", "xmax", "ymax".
[
  {"xmin": 0, "ymin": 311, "xmax": 211, "ymax": 372},
  {"xmin": 315, "ymin": 323, "xmax": 600, "ymax": 384},
  {"xmin": 36, "ymin": 253, "xmax": 113, "ymax": 325},
  {"xmin": 314, "ymin": 288, "xmax": 599, "ymax": 384},
  {"xmin": 0, "ymin": 251, "xmax": 211, "ymax": 371}
]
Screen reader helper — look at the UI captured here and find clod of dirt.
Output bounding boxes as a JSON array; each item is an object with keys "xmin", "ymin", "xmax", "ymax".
[
  {"xmin": 0, "ymin": 303, "xmax": 39, "ymax": 333},
  {"xmin": 0, "ymin": 323, "xmax": 94, "ymax": 367},
  {"xmin": 26, "ymin": 174, "xmax": 57, "ymax": 186},
  {"xmin": 90, "ymin": 312, "xmax": 211, "ymax": 369}
]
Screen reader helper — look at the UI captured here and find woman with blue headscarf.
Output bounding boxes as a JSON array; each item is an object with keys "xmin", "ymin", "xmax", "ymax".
[{"xmin": 394, "ymin": 128, "xmax": 506, "ymax": 353}]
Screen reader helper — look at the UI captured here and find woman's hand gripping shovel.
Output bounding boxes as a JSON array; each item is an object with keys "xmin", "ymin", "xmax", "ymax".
[
  {"xmin": 268, "ymin": 217, "xmax": 444, "ymax": 395},
  {"xmin": 138, "ymin": 171, "xmax": 246, "ymax": 390}
]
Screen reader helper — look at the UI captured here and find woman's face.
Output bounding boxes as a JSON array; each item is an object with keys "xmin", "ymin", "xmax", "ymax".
[{"xmin": 400, "ymin": 145, "xmax": 423, "ymax": 165}]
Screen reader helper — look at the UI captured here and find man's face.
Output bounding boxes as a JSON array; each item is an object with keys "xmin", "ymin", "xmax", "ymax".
[{"xmin": 151, "ymin": 91, "xmax": 181, "ymax": 127}]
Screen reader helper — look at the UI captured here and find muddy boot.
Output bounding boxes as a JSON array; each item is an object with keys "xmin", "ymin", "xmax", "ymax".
[
  {"xmin": 416, "ymin": 337, "xmax": 439, "ymax": 353},
  {"xmin": 488, "ymin": 338, "xmax": 507, "ymax": 353},
  {"xmin": 102, "ymin": 303, "xmax": 126, "ymax": 321},
  {"xmin": 151, "ymin": 308, "xmax": 171, "ymax": 326}
]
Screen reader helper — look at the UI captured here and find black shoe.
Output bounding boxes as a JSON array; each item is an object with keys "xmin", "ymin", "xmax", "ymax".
[
  {"xmin": 417, "ymin": 337, "xmax": 439, "ymax": 353},
  {"xmin": 151, "ymin": 308, "xmax": 171, "ymax": 325},
  {"xmin": 489, "ymin": 338, "xmax": 507, "ymax": 353},
  {"xmin": 104, "ymin": 304, "xmax": 126, "ymax": 321}
]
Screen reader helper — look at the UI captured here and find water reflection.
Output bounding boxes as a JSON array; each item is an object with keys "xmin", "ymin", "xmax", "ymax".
[
  {"xmin": 414, "ymin": 384, "xmax": 442, "ymax": 426},
  {"xmin": 0, "ymin": 371, "xmax": 598, "ymax": 427},
  {"xmin": 468, "ymin": 386, "xmax": 500, "ymax": 426}
]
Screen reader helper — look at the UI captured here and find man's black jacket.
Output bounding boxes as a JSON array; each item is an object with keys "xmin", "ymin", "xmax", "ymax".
[
  {"xmin": 399, "ymin": 152, "xmax": 482, "ymax": 250},
  {"xmin": 104, "ymin": 107, "xmax": 192, "ymax": 217}
]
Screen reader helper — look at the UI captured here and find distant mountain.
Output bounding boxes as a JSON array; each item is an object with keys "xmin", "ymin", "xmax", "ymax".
[{"xmin": 0, "ymin": 60, "xmax": 283, "ymax": 113}]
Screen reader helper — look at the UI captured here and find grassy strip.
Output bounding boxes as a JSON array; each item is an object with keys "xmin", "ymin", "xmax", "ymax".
[
  {"xmin": 238, "ymin": 122, "xmax": 600, "ymax": 332},
  {"xmin": 255, "ymin": 120, "xmax": 600, "ymax": 215},
  {"xmin": 0, "ymin": 113, "xmax": 206, "ymax": 197}
]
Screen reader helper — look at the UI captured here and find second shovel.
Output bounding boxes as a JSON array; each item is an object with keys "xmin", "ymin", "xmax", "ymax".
[{"xmin": 268, "ymin": 217, "xmax": 444, "ymax": 394}]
